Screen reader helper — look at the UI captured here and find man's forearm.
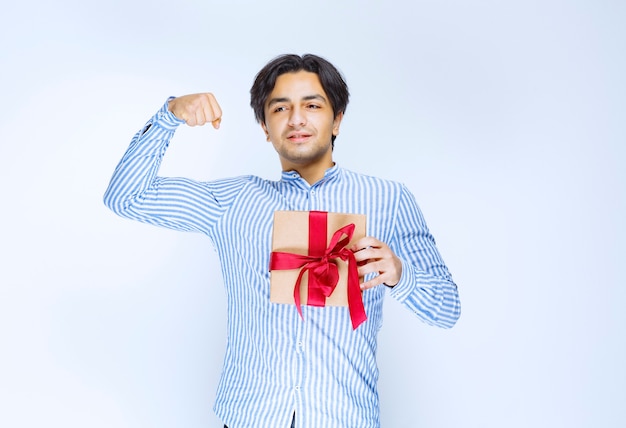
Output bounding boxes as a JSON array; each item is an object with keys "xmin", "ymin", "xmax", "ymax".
[{"xmin": 103, "ymin": 99, "xmax": 183, "ymax": 218}]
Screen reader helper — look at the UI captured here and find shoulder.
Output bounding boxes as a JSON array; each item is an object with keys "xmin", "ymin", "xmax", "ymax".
[
  {"xmin": 339, "ymin": 167, "xmax": 407, "ymax": 191},
  {"xmin": 203, "ymin": 174, "xmax": 279, "ymax": 190}
]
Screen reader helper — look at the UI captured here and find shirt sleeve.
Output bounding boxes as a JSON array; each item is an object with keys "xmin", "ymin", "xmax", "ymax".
[
  {"xmin": 387, "ymin": 185, "xmax": 461, "ymax": 328},
  {"xmin": 103, "ymin": 98, "xmax": 243, "ymax": 236}
]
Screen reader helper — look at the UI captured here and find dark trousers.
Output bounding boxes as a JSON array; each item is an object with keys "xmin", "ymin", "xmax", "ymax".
[{"xmin": 225, "ymin": 413, "xmax": 295, "ymax": 428}]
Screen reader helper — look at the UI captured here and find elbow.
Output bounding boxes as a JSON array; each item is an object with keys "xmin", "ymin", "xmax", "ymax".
[
  {"xmin": 102, "ymin": 185, "xmax": 130, "ymax": 217},
  {"xmin": 438, "ymin": 306, "xmax": 461, "ymax": 329},
  {"xmin": 102, "ymin": 189, "xmax": 114, "ymax": 211},
  {"xmin": 432, "ymin": 288, "xmax": 461, "ymax": 329},
  {"xmin": 102, "ymin": 187, "xmax": 119, "ymax": 214},
  {"xmin": 444, "ymin": 291, "xmax": 462, "ymax": 328}
]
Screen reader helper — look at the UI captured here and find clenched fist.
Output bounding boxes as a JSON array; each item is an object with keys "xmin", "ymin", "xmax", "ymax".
[{"xmin": 168, "ymin": 93, "xmax": 223, "ymax": 128}]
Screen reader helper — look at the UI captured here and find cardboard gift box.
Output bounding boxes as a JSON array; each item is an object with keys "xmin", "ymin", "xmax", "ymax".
[{"xmin": 269, "ymin": 210, "xmax": 367, "ymax": 328}]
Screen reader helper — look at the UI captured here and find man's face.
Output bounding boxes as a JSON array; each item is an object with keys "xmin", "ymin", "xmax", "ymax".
[{"xmin": 261, "ymin": 70, "xmax": 343, "ymax": 174}]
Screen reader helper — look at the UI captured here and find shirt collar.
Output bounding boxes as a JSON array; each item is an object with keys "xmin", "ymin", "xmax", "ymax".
[{"xmin": 280, "ymin": 164, "xmax": 341, "ymax": 185}]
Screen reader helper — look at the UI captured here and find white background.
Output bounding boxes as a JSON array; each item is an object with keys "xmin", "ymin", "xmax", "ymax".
[{"xmin": 1, "ymin": 1, "xmax": 624, "ymax": 427}]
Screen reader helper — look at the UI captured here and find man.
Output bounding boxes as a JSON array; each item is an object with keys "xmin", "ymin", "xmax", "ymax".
[{"xmin": 104, "ymin": 54, "xmax": 460, "ymax": 428}]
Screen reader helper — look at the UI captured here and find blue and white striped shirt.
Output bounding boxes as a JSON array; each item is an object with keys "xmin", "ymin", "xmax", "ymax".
[{"xmin": 103, "ymin": 100, "xmax": 461, "ymax": 428}]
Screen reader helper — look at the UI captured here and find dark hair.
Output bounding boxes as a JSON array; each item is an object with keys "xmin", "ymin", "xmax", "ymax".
[{"xmin": 250, "ymin": 54, "xmax": 350, "ymax": 145}]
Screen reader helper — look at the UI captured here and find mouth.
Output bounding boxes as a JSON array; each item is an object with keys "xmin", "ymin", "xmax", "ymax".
[{"xmin": 287, "ymin": 132, "xmax": 312, "ymax": 142}]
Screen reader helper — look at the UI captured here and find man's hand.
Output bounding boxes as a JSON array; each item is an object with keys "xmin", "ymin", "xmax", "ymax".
[
  {"xmin": 350, "ymin": 237, "xmax": 403, "ymax": 290},
  {"xmin": 168, "ymin": 93, "xmax": 223, "ymax": 128}
]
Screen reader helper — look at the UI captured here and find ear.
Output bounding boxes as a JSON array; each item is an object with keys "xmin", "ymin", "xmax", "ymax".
[
  {"xmin": 260, "ymin": 122, "xmax": 270, "ymax": 142},
  {"xmin": 332, "ymin": 112, "xmax": 344, "ymax": 136}
]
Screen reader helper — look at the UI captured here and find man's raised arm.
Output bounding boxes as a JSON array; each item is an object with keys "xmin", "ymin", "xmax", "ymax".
[{"xmin": 102, "ymin": 93, "xmax": 229, "ymax": 234}]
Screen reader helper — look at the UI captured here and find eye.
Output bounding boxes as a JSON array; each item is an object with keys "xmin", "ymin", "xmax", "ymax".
[
  {"xmin": 306, "ymin": 104, "xmax": 321, "ymax": 109},
  {"xmin": 273, "ymin": 106, "xmax": 287, "ymax": 113}
]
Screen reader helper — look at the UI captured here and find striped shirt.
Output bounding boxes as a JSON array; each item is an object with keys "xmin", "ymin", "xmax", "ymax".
[{"xmin": 103, "ymin": 100, "xmax": 461, "ymax": 428}]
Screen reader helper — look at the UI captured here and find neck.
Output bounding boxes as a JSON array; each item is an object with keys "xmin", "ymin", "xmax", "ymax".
[{"xmin": 285, "ymin": 161, "xmax": 334, "ymax": 185}]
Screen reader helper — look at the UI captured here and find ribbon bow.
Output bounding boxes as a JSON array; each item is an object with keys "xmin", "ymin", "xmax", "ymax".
[{"xmin": 269, "ymin": 211, "xmax": 367, "ymax": 329}]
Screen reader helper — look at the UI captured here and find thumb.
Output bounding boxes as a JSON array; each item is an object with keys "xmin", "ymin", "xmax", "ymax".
[{"xmin": 211, "ymin": 117, "xmax": 222, "ymax": 129}]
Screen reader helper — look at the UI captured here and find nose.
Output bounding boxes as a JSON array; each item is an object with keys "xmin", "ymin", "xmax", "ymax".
[{"xmin": 288, "ymin": 107, "xmax": 306, "ymax": 127}]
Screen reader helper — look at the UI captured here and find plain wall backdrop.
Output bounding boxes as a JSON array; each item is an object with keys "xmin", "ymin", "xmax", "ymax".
[{"xmin": 1, "ymin": 1, "xmax": 624, "ymax": 427}]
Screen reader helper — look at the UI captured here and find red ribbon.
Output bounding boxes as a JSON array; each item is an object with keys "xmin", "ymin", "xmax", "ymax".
[{"xmin": 269, "ymin": 211, "xmax": 367, "ymax": 329}]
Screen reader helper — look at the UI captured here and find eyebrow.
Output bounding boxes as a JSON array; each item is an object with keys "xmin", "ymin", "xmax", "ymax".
[{"xmin": 266, "ymin": 94, "xmax": 328, "ymax": 108}]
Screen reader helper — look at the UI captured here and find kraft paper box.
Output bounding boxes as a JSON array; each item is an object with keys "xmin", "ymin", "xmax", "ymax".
[{"xmin": 269, "ymin": 210, "xmax": 366, "ymax": 307}]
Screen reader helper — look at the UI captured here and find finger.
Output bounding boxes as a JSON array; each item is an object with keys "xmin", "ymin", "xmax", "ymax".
[
  {"xmin": 360, "ymin": 274, "xmax": 387, "ymax": 290},
  {"xmin": 357, "ymin": 258, "xmax": 384, "ymax": 278},
  {"xmin": 195, "ymin": 107, "xmax": 207, "ymax": 127},
  {"xmin": 360, "ymin": 268, "xmax": 398, "ymax": 290},
  {"xmin": 207, "ymin": 93, "xmax": 223, "ymax": 118},
  {"xmin": 205, "ymin": 93, "xmax": 223, "ymax": 129},
  {"xmin": 356, "ymin": 255, "xmax": 402, "ymax": 289},
  {"xmin": 352, "ymin": 246, "xmax": 379, "ymax": 263},
  {"xmin": 185, "ymin": 112, "xmax": 197, "ymax": 127},
  {"xmin": 350, "ymin": 236, "xmax": 383, "ymax": 252},
  {"xmin": 353, "ymin": 244, "xmax": 393, "ymax": 265}
]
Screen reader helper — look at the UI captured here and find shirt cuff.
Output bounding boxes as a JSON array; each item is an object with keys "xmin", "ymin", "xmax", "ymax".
[
  {"xmin": 151, "ymin": 96, "xmax": 186, "ymax": 130},
  {"xmin": 388, "ymin": 261, "xmax": 423, "ymax": 301}
]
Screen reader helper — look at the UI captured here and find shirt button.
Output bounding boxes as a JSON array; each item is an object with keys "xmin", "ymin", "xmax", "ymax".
[
  {"xmin": 310, "ymin": 190, "xmax": 316, "ymax": 195},
  {"xmin": 297, "ymin": 341, "xmax": 303, "ymax": 348},
  {"xmin": 294, "ymin": 385, "xmax": 300, "ymax": 391}
]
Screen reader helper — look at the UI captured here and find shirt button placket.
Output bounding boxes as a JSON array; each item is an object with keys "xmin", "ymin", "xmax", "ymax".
[
  {"xmin": 309, "ymin": 187, "xmax": 318, "ymax": 211},
  {"xmin": 293, "ymin": 320, "xmax": 305, "ymax": 410}
]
